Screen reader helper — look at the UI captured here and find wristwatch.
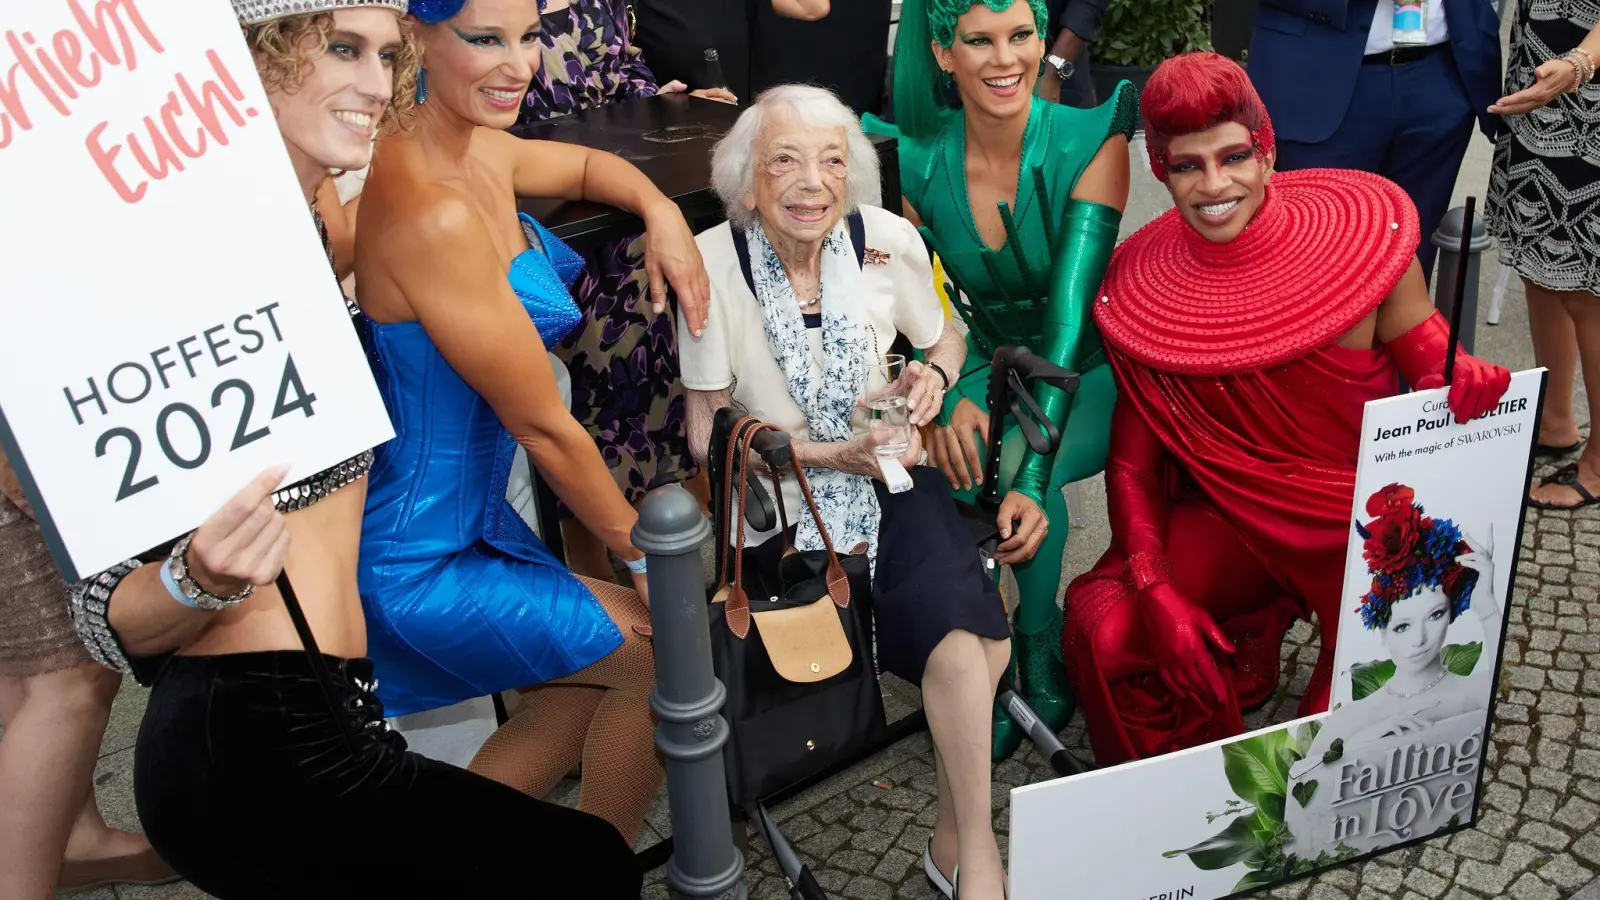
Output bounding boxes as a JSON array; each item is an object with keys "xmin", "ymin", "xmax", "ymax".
[{"xmin": 1044, "ymin": 54, "xmax": 1073, "ymax": 80}]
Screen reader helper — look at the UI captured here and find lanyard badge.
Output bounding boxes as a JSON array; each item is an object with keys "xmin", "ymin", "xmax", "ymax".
[{"xmin": 1393, "ymin": 0, "xmax": 1428, "ymax": 45}]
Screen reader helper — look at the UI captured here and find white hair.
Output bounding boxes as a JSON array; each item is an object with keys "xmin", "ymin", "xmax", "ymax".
[{"xmin": 709, "ymin": 84, "xmax": 882, "ymax": 231}]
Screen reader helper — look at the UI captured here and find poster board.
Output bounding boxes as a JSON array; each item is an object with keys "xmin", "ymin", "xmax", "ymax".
[
  {"xmin": 0, "ymin": 0, "xmax": 394, "ymax": 580},
  {"xmin": 1009, "ymin": 369, "xmax": 1544, "ymax": 898}
]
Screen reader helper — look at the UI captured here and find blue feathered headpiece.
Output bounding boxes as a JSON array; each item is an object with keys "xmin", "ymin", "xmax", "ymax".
[{"xmin": 410, "ymin": 0, "xmax": 467, "ymax": 22}]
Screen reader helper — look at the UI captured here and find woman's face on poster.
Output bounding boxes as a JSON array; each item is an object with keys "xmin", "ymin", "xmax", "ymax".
[{"xmin": 1382, "ymin": 589, "xmax": 1452, "ymax": 677}]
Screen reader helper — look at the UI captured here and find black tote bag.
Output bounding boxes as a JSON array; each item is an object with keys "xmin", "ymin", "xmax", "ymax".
[{"xmin": 710, "ymin": 417, "xmax": 887, "ymax": 807}]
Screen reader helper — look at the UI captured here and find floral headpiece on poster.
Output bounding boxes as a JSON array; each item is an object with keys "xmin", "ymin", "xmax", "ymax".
[{"xmin": 1354, "ymin": 483, "xmax": 1477, "ymax": 630}]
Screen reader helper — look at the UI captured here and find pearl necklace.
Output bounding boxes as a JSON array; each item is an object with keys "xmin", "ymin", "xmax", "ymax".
[{"xmin": 1384, "ymin": 668, "xmax": 1447, "ymax": 700}]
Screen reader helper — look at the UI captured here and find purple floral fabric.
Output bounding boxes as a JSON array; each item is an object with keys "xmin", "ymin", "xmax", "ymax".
[
  {"xmin": 520, "ymin": 0, "xmax": 658, "ymax": 123},
  {"xmin": 521, "ymin": 1, "xmax": 698, "ymax": 510}
]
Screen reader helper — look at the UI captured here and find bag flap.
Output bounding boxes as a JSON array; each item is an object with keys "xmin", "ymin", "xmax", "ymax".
[{"xmin": 750, "ymin": 597, "xmax": 853, "ymax": 683}]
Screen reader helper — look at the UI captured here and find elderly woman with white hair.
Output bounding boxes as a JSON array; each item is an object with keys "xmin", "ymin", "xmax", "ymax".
[{"xmin": 678, "ymin": 84, "xmax": 1024, "ymax": 900}]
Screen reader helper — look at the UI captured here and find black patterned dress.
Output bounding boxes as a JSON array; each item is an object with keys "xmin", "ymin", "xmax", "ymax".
[
  {"xmin": 516, "ymin": 0, "xmax": 698, "ymax": 509},
  {"xmin": 1487, "ymin": 0, "xmax": 1600, "ymax": 295}
]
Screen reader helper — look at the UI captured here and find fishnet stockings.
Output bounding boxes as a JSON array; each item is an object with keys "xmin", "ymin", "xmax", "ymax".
[{"xmin": 467, "ymin": 577, "xmax": 662, "ymax": 844}]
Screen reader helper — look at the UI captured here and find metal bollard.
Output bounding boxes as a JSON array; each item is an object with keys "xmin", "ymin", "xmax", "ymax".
[
  {"xmin": 1431, "ymin": 205, "xmax": 1493, "ymax": 355},
  {"xmin": 633, "ymin": 485, "xmax": 747, "ymax": 900}
]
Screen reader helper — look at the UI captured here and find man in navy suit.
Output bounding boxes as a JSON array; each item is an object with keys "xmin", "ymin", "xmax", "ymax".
[{"xmin": 1249, "ymin": 0, "xmax": 1502, "ymax": 279}]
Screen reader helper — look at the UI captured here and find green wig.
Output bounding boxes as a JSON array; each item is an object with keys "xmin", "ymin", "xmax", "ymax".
[{"xmin": 892, "ymin": 0, "xmax": 1050, "ymax": 140}]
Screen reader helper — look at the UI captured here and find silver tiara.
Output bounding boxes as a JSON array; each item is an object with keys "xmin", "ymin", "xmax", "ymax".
[{"xmin": 233, "ymin": 0, "xmax": 409, "ymax": 26}]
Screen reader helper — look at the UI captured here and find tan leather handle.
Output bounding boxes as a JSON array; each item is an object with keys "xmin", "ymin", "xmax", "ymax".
[
  {"xmin": 745, "ymin": 421, "xmax": 851, "ymax": 612},
  {"xmin": 779, "ymin": 446, "xmax": 852, "ymax": 611},
  {"xmin": 717, "ymin": 418, "xmax": 856, "ymax": 639},
  {"xmin": 720, "ymin": 416, "xmax": 764, "ymax": 639}
]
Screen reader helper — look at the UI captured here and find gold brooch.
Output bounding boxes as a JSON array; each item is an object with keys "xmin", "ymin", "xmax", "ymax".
[{"xmin": 864, "ymin": 248, "xmax": 891, "ymax": 265}]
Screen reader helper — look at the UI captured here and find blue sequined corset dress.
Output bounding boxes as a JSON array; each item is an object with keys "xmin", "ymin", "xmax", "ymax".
[{"xmin": 357, "ymin": 214, "xmax": 618, "ymax": 716}]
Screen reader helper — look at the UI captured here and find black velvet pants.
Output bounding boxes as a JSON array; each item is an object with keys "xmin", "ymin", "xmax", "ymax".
[{"xmin": 133, "ymin": 651, "xmax": 642, "ymax": 899}]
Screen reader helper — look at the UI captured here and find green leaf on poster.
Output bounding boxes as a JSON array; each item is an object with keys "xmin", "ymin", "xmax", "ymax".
[
  {"xmin": 1350, "ymin": 660, "xmax": 1397, "ymax": 700},
  {"xmin": 1295, "ymin": 721, "xmax": 1322, "ymax": 756},
  {"xmin": 1222, "ymin": 729, "xmax": 1293, "ymax": 808},
  {"xmin": 1162, "ymin": 816, "xmax": 1266, "ymax": 871},
  {"xmin": 1322, "ymin": 738, "xmax": 1345, "ymax": 766},
  {"xmin": 1443, "ymin": 642, "xmax": 1483, "ymax": 676},
  {"xmin": 1234, "ymin": 869, "xmax": 1279, "ymax": 892},
  {"xmin": 1256, "ymin": 791, "xmax": 1287, "ymax": 823},
  {"xmin": 1292, "ymin": 779, "xmax": 1319, "ymax": 808}
]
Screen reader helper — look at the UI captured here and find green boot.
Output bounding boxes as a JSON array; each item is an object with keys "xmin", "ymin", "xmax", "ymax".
[
  {"xmin": 991, "ymin": 643, "xmax": 1025, "ymax": 761},
  {"xmin": 1015, "ymin": 607, "xmax": 1075, "ymax": 733}
]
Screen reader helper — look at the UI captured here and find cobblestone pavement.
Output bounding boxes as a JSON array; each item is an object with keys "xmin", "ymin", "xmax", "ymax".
[{"xmin": 632, "ymin": 474, "xmax": 1599, "ymax": 900}]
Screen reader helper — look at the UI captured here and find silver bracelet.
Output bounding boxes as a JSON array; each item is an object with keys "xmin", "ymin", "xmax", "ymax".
[
  {"xmin": 69, "ymin": 560, "xmax": 142, "ymax": 676},
  {"xmin": 166, "ymin": 534, "xmax": 255, "ymax": 611},
  {"xmin": 623, "ymin": 554, "xmax": 648, "ymax": 575}
]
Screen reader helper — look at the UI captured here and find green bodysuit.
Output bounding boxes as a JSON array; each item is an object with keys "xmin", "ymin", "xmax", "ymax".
[{"xmin": 864, "ymin": 83, "xmax": 1136, "ymax": 755}]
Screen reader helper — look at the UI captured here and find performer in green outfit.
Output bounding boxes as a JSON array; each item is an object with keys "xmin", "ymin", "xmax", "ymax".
[{"xmin": 863, "ymin": 0, "xmax": 1134, "ymax": 760}]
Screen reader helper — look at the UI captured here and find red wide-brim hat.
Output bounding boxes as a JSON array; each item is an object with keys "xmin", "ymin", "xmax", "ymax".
[{"xmin": 1094, "ymin": 169, "xmax": 1420, "ymax": 376}]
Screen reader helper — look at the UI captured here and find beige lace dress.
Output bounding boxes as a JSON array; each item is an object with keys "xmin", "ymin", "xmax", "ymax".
[{"xmin": 0, "ymin": 451, "xmax": 87, "ymax": 676}]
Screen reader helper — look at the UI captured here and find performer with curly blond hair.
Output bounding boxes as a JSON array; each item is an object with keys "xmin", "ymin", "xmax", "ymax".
[
  {"xmin": 1061, "ymin": 52, "xmax": 1512, "ymax": 767},
  {"xmin": 65, "ymin": 3, "xmax": 645, "ymax": 896}
]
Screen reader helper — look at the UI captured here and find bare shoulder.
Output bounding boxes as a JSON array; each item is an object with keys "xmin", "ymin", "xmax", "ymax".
[{"xmin": 365, "ymin": 178, "xmax": 487, "ymax": 260}]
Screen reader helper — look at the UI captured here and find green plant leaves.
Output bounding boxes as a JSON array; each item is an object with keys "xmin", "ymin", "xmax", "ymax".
[
  {"xmin": 1163, "ymin": 816, "xmax": 1266, "ymax": 871},
  {"xmin": 1292, "ymin": 779, "xmax": 1319, "ymax": 808},
  {"xmin": 1234, "ymin": 869, "xmax": 1279, "ymax": 892},
  {"xmin": 1350, "ymin": 660, "xmax": 1397, "ymax": 701},
  {"xmin": 1322, "ymin": 738, "xmax": 1345, "ymax": 765},
  {"xmin": 1295, "ymin": 721, "xmax": 1322, "ymax": 756},
  {"xmin": 1095, "ymin": 0, "xmax": 1213, "ymax": 66},
  {"xmin": 1443, "ymin": 642, "xmax": 1483, "ymax": 675},
  {"xmin": 1351, "ymin": 643, "xmax": 1484, "ymax": 699},
  {"xmin": 1222, "ymin": 729, "xmax": 1294, "ymax": 817}
]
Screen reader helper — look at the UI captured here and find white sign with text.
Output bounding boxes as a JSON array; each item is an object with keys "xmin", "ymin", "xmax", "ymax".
[
  {"xmin": 1009, "ymin": 370, "xmax": 1543, "ymax": 899},
  {"xmin": 0, "ymin": 0, "xmax": 393, "ymax": 579}
]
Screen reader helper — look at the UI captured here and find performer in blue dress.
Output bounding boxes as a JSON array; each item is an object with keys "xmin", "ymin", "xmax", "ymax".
[{"xmin": 353, "ymin": 0, "xmax": 714, "ymax": 844}]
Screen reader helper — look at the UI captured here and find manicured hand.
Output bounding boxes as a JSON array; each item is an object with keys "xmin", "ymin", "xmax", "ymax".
[
  {"xmin": 1489, "ymin": 59, "xmax": 1578, "ymax": 115},
  {"xmin": 642, "ymin": 203, "xmax": 712, "ymax": 337},
  {"xmin": 994, "ymin": 490, "xmax": 1047, "ymax": 565},
  {"xmin": 928, "ymin": 396, "xmax": 987, "ymax": 491},
  {"xmin": 1141, "ymin": 584, "xmax": 1235, "ymax": 707},
  {"xmin": 187, "ymin": 465, "xmax": 292, "ymax": 595}
]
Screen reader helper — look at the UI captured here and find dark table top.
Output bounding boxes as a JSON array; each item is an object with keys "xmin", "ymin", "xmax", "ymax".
[{"xmin": 512, "ymin": 94, "xmax": 900, "ymax": 248}]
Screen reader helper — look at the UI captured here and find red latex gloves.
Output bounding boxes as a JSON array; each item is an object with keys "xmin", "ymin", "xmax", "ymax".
[
  {"xmin": 1104, "ymin": 403, "xmax": 1237, "ymax": 706},
  {"xmin": 1139, "ymin": 583, "xmax": 1236, "ymax": 706},
  {"xmin": 1386, "ymin": 311, "xmax": 1512, "ymax": 423}
]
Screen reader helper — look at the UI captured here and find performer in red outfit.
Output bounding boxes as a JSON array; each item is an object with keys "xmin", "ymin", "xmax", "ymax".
[{"xmin": 1062, "ymin": 52, "xmax": 1512, "ymax": 767}]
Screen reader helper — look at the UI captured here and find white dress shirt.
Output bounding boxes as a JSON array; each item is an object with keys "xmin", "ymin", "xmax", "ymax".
[{"xmin": 1365, "ymin": 0, "xmax": 1451, "ymax": 53}]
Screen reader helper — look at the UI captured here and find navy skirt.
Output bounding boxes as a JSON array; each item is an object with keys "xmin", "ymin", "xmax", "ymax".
[{"xmin": 743, "ymin": 466, "xmax": 1010, "ymax": 684}]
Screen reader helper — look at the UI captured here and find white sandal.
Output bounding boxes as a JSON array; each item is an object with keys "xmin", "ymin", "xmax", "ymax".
[{"xmin": 923, "ymin": 839, "xmax": 955, "ymax": 899}]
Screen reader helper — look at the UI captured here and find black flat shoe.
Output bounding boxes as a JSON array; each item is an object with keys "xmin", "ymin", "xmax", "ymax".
[
  {"xmin": 1534, "ymin": 440, "xmax": 1583, "ymax": 458},
  {"xmin": 1529, "ymin": 462, "xmax": 1600, "ymax": 511}
]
